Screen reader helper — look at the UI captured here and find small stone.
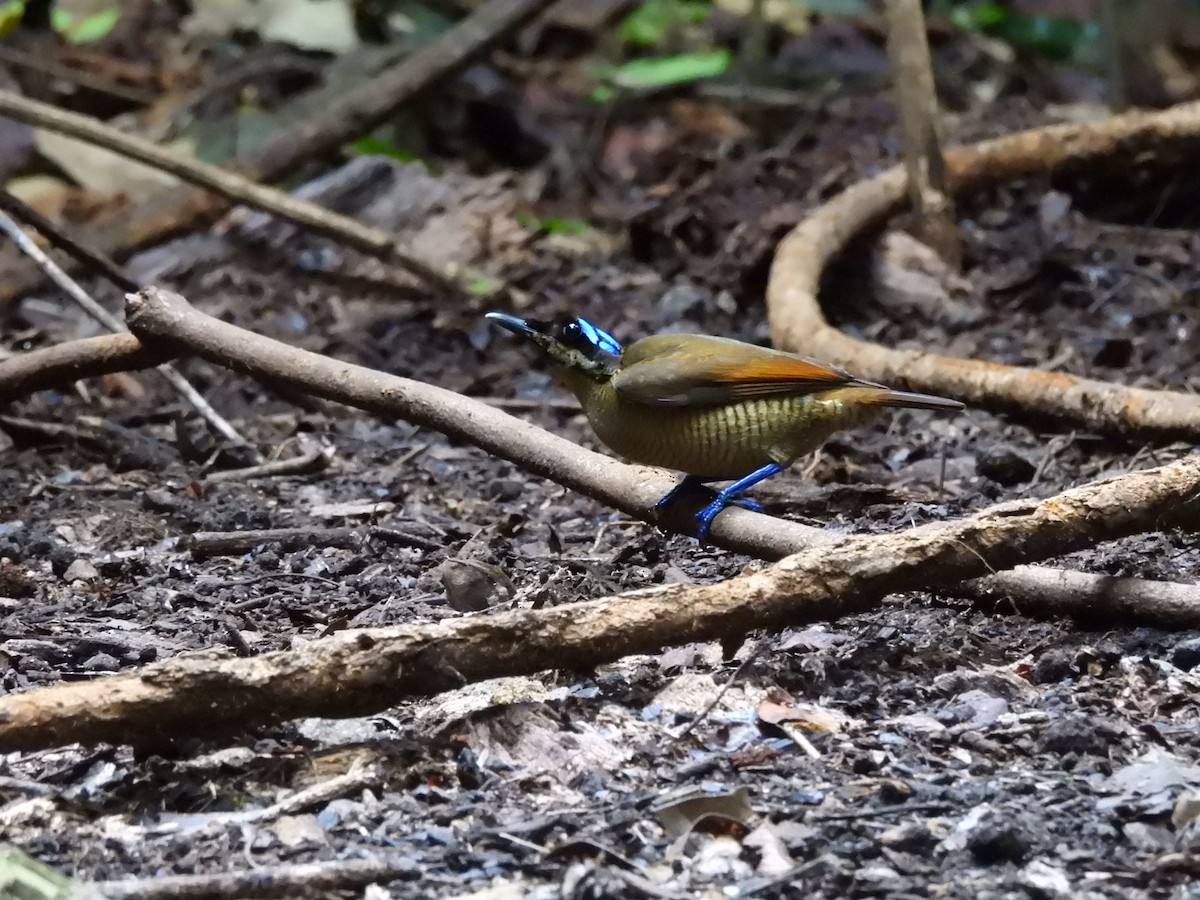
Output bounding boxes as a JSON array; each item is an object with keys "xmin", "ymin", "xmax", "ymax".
[
  {"xmin": 49, "ymin": 545, "xmax": 75, "ymax": 577},
  {"xmin": 486, "ymin": 479, "xmax": 524, "ymax": 502},
  {"xmin": 1122, "ymin": 821, "xmax": 1174, "ymax": 852},
  {"xmin": 879, "ymin": 779, "xmax": 914, "ymax": 803},
  {"xmin": 880, "ymin": 822, "xmax": 935, "ymax": 852},
  {"xmin": 80, "ymin": 653, "xmax": 120, "ymax": 672},
  {"xmin": 1018, "ymin": 860, "xmax": 1072, "ymax": 898},
  {"xmin": 436, "ymin": 559, "xmax": 512, "ymax": 612},
  {"xmin": 1039, "ymin": 716, "xmax": 1109, "ymax": 756},
  {"xmin": 965, "ymin": 817, "xmax": 1032, "ymax": 864},
  {"xmin": 62, "ymin": 559, "xmax": 100, "ymax": 583},
  {"xmin": 1030, "ymin": 648, "xmax": 1075, "ymax": 684},
  {"xmin": 976, "ymin": 448, "xmax": 1036, "ymax": 486},
  {"xmin": 1172, "ymin": 637, "xmax": 1200, "ymax": 672}
]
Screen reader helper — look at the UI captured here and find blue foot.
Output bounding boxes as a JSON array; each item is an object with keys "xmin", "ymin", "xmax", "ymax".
[
  {"xmin": 693, "ymin": 498, "xmax": 727, "ymax": 543},
  {"xmin": 729, "ymin": 496, "xmax": 762, "ymax": 513},
  {"xmin": 654, "ymin": 465, "xmax": 786, "ymax": 541}
]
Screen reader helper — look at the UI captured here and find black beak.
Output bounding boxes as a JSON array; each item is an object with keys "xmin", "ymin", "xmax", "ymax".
[{"xmin": 485, "ymin": 311, "xmax": 544, "ymax": 339}]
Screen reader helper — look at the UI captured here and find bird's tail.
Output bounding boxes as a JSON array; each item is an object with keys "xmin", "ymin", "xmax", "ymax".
[{"xmin": 833, "ymin": 385, "xmax": 965, "ymax": 412}]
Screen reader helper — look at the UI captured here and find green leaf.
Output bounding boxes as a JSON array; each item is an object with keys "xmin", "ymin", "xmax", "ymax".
[
  {"xmin": 618, "ymin": 0, "xmax": 710, "ymax": 47},
  {"xmin": 348, "ymin": 136, "xmax": 420, "ymax": 163},
  {"xmin": 0, "ymin": 1, "xmax": 24, "ymax": 37},
  {"xmin": 467, "ymin": 274, "xmax": 504, "ymax": 296},
  {"xmin": 609, "ymin": 48, "xmax": 732, "ymax": 89},
  {"xmin": 991, "ymin": 13, "xmax": 1097, "ymax": 60},
  {"xmin": 514, "ymin": 211, "xmax": 592, "ymax": 235},
  {"xmin": 53, "ymin": 6, "xmax": 120, "ymax": 44}
]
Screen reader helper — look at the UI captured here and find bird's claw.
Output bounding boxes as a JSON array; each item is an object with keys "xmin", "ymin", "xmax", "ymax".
[
  {"xmin": 693, "ymin": 493, "xmax": 760, "ymax": 542},
  {"xmin": 655, "ymin": 474, "xmax": 769, "ymax": 542}
]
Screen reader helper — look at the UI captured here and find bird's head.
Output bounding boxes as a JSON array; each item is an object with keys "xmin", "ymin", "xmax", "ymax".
[{"xmin": 485, "ymin": 312, "xmax": 622, "ymax": 380}]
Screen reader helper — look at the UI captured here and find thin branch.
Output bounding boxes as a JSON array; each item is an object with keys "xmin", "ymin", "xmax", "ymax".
[
  {"xmin": 202, "ymin": 448, "xmax": 329, "ymax": 485},
  {"xmin": 767, "ymin": 100, "xmax": 1200, "ymax": 440},
  {"xmin": 0, "ymin": 333, "xmax": 165, "ymax": 402},
  {"xmin": 0, "ymin": 441, "xmax": 1195, "ymax": 751},
  {"xmin": 0, "ymin": 90, "xmax": 472, "ymax": 296},
  {"xmin": 182, "ymin": 527, "xmax": 361, "ymax": 557},
  {"xmin": 94, "ymin": 855, "xmax": 418, "ymax": 900},
  {"xmin": 0, "ymin": 211, "xmax": 254, "ymax": 453},
  {"xmin": 0, "ymin": 189, "xmax": 138, "ymax": 292}
]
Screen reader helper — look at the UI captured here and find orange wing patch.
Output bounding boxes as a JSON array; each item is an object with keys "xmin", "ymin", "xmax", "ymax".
[
  {"xmin": 613, "ymin": 343, "xmax": 863, "ymax": 407},
  {"xmin": 702, "ymin": 356, "xmax": 855, "ymax": 388}
]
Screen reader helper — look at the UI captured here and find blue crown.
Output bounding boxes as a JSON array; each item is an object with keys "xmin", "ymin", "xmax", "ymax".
[{"xmin": 576, "ymin": 318, "xmax": 622, "ymax": 356}]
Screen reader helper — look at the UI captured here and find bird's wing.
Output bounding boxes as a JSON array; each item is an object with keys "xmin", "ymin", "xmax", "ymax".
[{"xmin": 611, "ymin": 334, "xmax": 862, "ymax": 406}]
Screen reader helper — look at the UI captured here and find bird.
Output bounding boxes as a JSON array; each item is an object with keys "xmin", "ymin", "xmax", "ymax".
[{"xmin": 486, "ymin": 312, "xmax": 964, "ymax": 539}]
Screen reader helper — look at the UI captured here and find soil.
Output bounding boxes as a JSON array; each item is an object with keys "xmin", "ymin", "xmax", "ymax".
[{"xmin": 2, "ymin": 31, "xmax": 1200, "ymax": 900}]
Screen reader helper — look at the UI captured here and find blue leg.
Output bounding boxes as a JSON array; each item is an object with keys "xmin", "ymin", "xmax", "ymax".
[{"xmin": 694, "ymin": 462, "xmax": 787, "ymax": 541}]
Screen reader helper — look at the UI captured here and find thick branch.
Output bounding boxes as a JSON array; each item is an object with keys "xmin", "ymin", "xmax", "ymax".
[
  {"xmin": 954, "ymin": 566, "xmax": 1200, "ymax": 628},
  {"xmin": 0, "ymin": 333, "xmax": 166, "ymax": 402},
  {"xmin": 0, "ymin": 447, "xmax": 1195, "ymax": 751},
  {"xmin": 767, "ymin": 101, "xmax": 1200, "ymax": 440}
]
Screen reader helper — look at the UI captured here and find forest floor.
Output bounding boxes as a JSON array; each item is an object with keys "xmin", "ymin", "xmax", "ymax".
[{"xmin": 2, "ymin": 16, "xmax": 1200, "ymax": 899}]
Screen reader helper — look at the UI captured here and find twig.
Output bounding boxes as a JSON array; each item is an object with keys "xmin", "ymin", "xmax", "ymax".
[
  {"xmin": 182, "ymin": 525, "xmax": 439, "ymax": 557},
  {"xmin": 0, "ymin": 43, "xmax": 158, "ymax": 106},
  {"xmin": 0, "ymin": 0, "xmax": 558, "ymax": 304},
  {"xmin": 0, "ymin": 333, "xmax": 166, "ymax": 402},
  {"xmin": 812, "ymin": 801, "xmax": 955, "ymax": 822},
  {"xmin": 93, "ymin": 855, "xmax": 416, "ymax": 900},
  {"xmin": 0, "ymin": 211, "xmax": 255, "ymax": 454},
  {"xmin": 767, "ymin": 100, "xmax": 1200, "ymax": 440},
  {"xmin": 183, "ymin": 528, "xmax": 363, "ymax": 558},
  {"xmin": 0, "ymin": 447, "xmax": 1196, "ymax": 751},
  {"xmin": 0, "ymin": 189, "xmax": 138, "ymax": 292},
  {"xmin": 202, "ymin": 448, "xmax": 330, "ymax": 485},
  {"xmin": 669, "ymin": 642, "xmax": 764, "ymax": 746}
]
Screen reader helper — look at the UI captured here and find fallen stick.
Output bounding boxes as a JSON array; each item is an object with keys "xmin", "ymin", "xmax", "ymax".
[
  {"xmin": 201, "ymin": 448, "xmax": 329, "ymax": 486},
  {"xmin": 0, "ymin": 333, "xmax": 165, "ymax": 402},
  {"xmin": 953, "ymin": 565, "xmax": 1200, "ymax": 628},
  {"xmin": 93, "ymin": 855, "xmax": 418, "ymax": 900},
  {"xmin": 768, "ymin": 100, "xmax": 1200, "ymax": 440},
  {"xmin": 182, "ymin": 527, "xmax": 363, "ymax": 557},
  {"xmin": 0, "ymin": 446, "xmax": 1195, "ymax": 751}
]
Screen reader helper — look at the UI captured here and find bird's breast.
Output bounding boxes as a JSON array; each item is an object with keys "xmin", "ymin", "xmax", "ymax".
[{"xmin": 574, "ymin": 383, "xmax": 881, "ymax": 480}]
